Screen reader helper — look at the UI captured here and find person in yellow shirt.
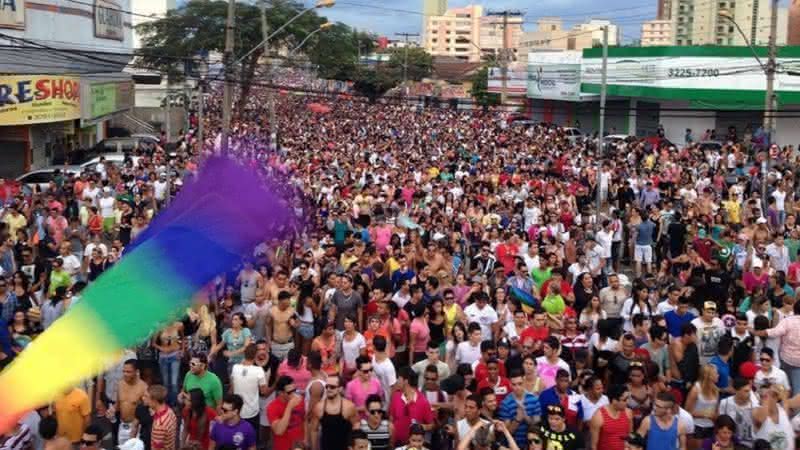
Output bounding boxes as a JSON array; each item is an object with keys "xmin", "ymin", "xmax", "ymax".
[
  {"xmin": 53, "ymin": 386, "xmax": 91, "ymax": 445},
  {"xmin": 722, "ymin": 192, "xmax": 741, "ymax": 224},
  {"xmin": 3, "ymin": 207, "xmax": 27, "ymax": 243}
]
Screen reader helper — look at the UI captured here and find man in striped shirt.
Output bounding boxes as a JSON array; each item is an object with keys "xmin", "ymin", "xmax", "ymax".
[
  {"xmin": 144, "ymin": 385, "xmax": 176, "ymax": 450},
  {"xmin": 499, "ymin": 370, "xmax": 542, "ymax": 448},
  {"xmin": 0, "ymin": 421, "xmax": 31, "ymax": 450}
]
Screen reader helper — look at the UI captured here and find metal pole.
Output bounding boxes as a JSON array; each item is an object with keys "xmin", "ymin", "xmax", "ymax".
[
  {"xmin": 221, "ymin": 0, "xmax": 236, "ymax": 155},
  {"xmin": 595, "ymin": 25, "xmax": 608, "ymax": 213},
  {"xmin": 261, "ymin": 0, "xmax": 277, "ymax": 149},
  {"xmin": 500, "ymin": 11, "xmax": 509, "ymax": 105},
  {"xmin": 763, "ymin": 0, "xmax": 778, "ymax": 210},
  {"xmin": 198, "ymin": 81, "xmax": 204, "ymax": 152},
  {"xmin": 165, "ymin": 90, "xmax": 171, "ymax": 143}
]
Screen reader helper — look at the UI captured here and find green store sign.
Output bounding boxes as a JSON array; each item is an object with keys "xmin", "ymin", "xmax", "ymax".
[{"xmin": 90, "ymin": 83, "xmax": 117, "ymax": 118}]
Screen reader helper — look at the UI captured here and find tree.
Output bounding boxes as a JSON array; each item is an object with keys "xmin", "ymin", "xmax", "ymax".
[
  {"xmin": 387, "ymin": 47, "xmax": 433, "ymax": 82},
  {"xmin": 352, "ymin": 67, "xmax": 399, "ymax": 102},
  {"xmin": 136, "ymin": 0, "xmax": 325, "ymax": 115},
  {"xmin": 470, "ymin": 66, "xmax": 500, "ymax": 107}
]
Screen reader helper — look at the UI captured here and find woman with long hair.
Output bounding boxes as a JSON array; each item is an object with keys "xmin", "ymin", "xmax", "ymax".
[
  {"xmin": 428, "ymin": 297, "xmax": 446, "ymax": 352},
  {"xmin": 446, "ymin": 322, "xmax": 468, "ymax": 372},
  {"xmin": 9, "ymin": 308, "xmax": 33, "ymax": 351},
  {"xmin": 626, "ymin": 362, "xmax": 653, "ymax": 429},
  {"xmin": 408, "ymin": 302, "xmax": 430, "ymax": 365},
  {"xmin": 12, "ymin": 271, "xmax": 36, "ymax": 311},
  {"xmin": 296, "ymin": 292, "xmax": 320, "ymax": 355},
  {"xmin": 579, "ymin": 295, "xmax": 607, "ymax": 336},
  {"xmin": 686, "ymin": 364, "xmax": 720, "ymax": 449},
  {"xmin": 185, "ymin": 303, "xmax": 217, "ymax": 357},
  {"xmin": 621, "ymin": 280, "xmax": 654, "ymax": 333},
  {"xmin": 210, "ymin": 311, "xmax": 252, "ymax": 374},
  {"xmin": 181, "ymin": 388, "xmax": 216, "ymax": 450}
]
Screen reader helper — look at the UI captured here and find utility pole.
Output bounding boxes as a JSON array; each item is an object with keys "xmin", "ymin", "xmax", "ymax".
[
  {"xmin": 395, "ymin": 32, "xmax": 419, "ymax": 96},
  {"xmin": 500, "ymin": 11, "xmax": 509, "ymax": 105},
  {"xmin": 164, "ymin": 90, "xmax": 171, "ymax": 143},
  {"xmin": 595, "ymin": 25, "xmax": 609, "ymax": 213},
  {"xmin": 261, "ymin": 0, "xmax": 277, "ymax": 149},
  {"xmin": 762, "ymin": 0, "xmax": 779, "ymax": 209},
  {"xmin": 221, "ymin": 0, "xmax": 236, "ymax": 155}
]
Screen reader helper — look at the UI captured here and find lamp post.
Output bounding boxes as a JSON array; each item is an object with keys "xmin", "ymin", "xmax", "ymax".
[
  {"xmin": 289, "ymin": 22, "xmax": 333, "ymax": 56},
  {"xmin": 719, "ymin": 7, "xmax": 778, "ymax": 211},
  {"xmin": 196, "ymin": 56, "xmax": 208, "ymax": 153},
  {"xmin": 232, "ymin": 0, "xmax": 335, "ymax": 68}
]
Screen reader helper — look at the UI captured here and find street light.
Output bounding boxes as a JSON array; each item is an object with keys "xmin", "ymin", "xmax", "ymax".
[
  {"xmin": 196, "ymin": 55, "xmax": 209, "ymax": 151},
  {"xmin": 718, "ymin": 7, "xmax": 777, "ymax": 211},
  {"xmin": 233, "ymin": 0, "xmax": 335, "ymax": 68},
  {"xmin": 289, "ymin": 22, "xmax": 333, "ymax": 56}
]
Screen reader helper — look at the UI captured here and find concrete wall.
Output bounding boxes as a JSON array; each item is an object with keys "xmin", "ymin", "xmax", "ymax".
[{"xmin": 775, "ymin": 114, "xmax": 800, "ymax": 147}]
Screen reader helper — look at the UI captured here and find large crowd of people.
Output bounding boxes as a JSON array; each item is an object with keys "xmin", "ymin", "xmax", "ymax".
[{"xmin": 3, "ymin": 83, "xmax": 800, "ymax": 450}]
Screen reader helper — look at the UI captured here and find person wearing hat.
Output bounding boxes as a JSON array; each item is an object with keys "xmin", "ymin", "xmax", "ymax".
[
  {"xmin": 690, "ymin": 302, "xmax": 725, "ymax": 365},
  {"xmin": 539, "ymin": 404, "xmax": 583, "ymax": 450}
]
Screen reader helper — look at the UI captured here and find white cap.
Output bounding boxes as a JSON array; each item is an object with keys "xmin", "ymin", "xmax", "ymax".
[{"xmin": 756, "ymin": 217, "xmax": 768, "ymax": 224}]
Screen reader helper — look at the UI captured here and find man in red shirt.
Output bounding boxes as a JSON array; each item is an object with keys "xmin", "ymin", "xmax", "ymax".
[
  {"xmin": 388, "ymin": 367, "xmax": 434, "ymax": 445},
  {"xmin": 474, "ymin": 340, "xmax": 507, "ymax": 381},
  {"xmin": 519, "ymin": 310, "xmax": 550, "ymax": 354},
  {"xmin": 266, "ymin": 376, "xmax": 305, "ymax": 450},
  {"xmin": 476, "ymin": 358, "xmax": 512, "ymax": 404}
]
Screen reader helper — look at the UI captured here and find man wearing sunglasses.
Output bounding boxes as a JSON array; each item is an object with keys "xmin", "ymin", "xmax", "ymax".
[
  {"xmin": 360, "ymin": 394, "xmax": 394, "ymax": 450},
  {"xmin": 309, "ymin": 375, "xmax": 360, "ymax": 450},
  {"xmin": 209, "ymin": 394, "xmax": 256, "ymax": 450},
  {"xmin": 78, "ymin": 424, "xmax": 102, "ymax": 450},
  {"xmin": 266, "ymin": 376, "xmax": 304, "ymax": 450}
]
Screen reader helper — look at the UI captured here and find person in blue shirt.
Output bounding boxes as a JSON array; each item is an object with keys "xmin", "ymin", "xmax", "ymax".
[
  {"xmin": 538, "ymin": 369, "xmax": 583, "ymax": 427},
  {"xmin": 499, "ymin": 370, "xmax": 542, "ymax": 448},
  {"xmin": 708, "ymin": 335, "xmax": 734, "ymax": 394},
  {"xmin": 391, "ymin": 254, "xmax": 415, "ymax": 291},
  {"xmin": 665, "ymin": 296, "xmax": 696, "ymax": 337}
]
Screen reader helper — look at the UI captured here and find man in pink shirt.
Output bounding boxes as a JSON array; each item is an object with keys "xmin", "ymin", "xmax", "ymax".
[
  {"xmin": 758, "ymin": 301, "xmax": 800, "ymax": 395},
  {"xmin": 345, "ymin": 356, "xmax": 384, "ymax": 418},
  {"xmin": 389, "ymin": 367, "xmax": 434, "ymax": 445}
]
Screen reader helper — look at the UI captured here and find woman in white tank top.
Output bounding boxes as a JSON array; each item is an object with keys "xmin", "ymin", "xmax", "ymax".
[{"xmin": 753, "ymin": 385, "xmax": 796, "ymax": 450}]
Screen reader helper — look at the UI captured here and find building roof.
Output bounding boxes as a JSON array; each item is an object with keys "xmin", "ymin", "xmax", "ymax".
[{"xmin": 431, "ymin": 56, "xmax": 482, "ymax": 81}]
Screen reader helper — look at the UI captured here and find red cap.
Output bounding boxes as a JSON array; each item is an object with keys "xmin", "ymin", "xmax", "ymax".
[{"xmin": 740, "ymin": 361, "xmax": 759, "ymax": 379}]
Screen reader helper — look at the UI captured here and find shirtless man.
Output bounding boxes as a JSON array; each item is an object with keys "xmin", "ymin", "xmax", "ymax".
[
  {"xmin": 669, "ymin": 322, "xmax": 699, "ymax": 394},
  {"xmin": 267, "ymin": 290, "xmax": 297, "ymax": 361},
  {"xmin": 309, "ymin": 375, "xmax": 360, "ymax": 450},
  {"xmin": 265, "ymin": 271, "xmax": 290, "ymax": 303},
  {"xmin": 116, "ymin": 359, "xmax": 147, "ymax": 445}
]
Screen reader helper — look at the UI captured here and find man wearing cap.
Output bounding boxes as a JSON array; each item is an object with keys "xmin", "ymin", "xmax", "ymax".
[
  {"xmin": 690, "ymin": 302, "xmax": 725, "ymax": 364},
  {"xmin": 539, "ymin": 404, "xmax": 583, "ymax": 450}
]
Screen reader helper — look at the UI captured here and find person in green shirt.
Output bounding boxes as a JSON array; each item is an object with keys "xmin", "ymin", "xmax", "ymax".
[
  {"xmin": 786, "ymin": 228, "xmax": 800, "ymax": 262},
  {"xmin": 48, "ymin": 258, "xmax": 72, "ymax": 296},
  {"xmin": 541, "ymin": 283, "xmax": 566, "ymax": 315},
  {"xmin": 180, "ymin": 353, "xmax": 223, "ymax": 408}
]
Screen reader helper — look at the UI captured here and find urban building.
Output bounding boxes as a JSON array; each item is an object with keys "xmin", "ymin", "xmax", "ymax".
[
  {"xmin": 671, "ymin": 0, "xmax": 786, "ymax": 46},
  {"xmin": 479, "ymin": 12, "xmax": 524, "ymax": 61},
  {"xmin": 519, "ymin": 18, "xmax": 619, "ymax": 56},
  {"xmin": 641, "ymin": 20, "xmax": 673, "ymax": 46},
  {"xmin": 658, "ymin": 0, "xmax": 672, "ymax": 20},
  {"xmin": 422, "ymin": 5, "xmax": 483, "ymax": 62},
  {"xmin": 0, "ymin": 0, "xmax": 134, "ymax": 174},
  {"xmin": 423, "ymin": 0, "xmax": 447, "ymax": 17}
]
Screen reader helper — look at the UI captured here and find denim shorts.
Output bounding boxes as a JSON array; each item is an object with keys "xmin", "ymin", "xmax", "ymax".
[{"xmin": 298, "ymin": 322, "xmax": 314, "ymax": 339}]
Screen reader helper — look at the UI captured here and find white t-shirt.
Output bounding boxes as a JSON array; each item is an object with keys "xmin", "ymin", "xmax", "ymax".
[
  {"xmin": 456, "ymin": 418, "xmax": 490, "ymax": 442},
  {"xmin": 718, "ymin": 392, "xmax": 759, "ymax": 445},
  {"xmin": 463, "ymin": 303, "xmax": 499, "ymax": 341},
  {"xmin": 755, "ymin": 366, "xmax": 791, "ymax": 391},
  {"xmin": 341, "ymin": 333, "xmax": 367, "ymax": 370},
  {"xmin": 372, "ymin": 356, "xmax": 397, "ymax": 403},
  {"xmin": 579, "ymin": 394, "xmax": 609, "ymax": 423},
  {"xmin": 455, "ymin": 341, "xmax": 482, "ymax": 366},
  {"xmin": 230, "ymin": 363, "xmax": 266, "ymax": 419}
]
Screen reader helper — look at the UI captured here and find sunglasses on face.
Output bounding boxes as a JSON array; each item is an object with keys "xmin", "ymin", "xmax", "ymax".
[
  {"xmin": 221, "ymin": 407, "xmax": 234, "ymax": 413},
  {"xmin": 369, "ymin": 409, "xmax": 383, "ymax": 415},
  {"xmin": 361, "ymin": 368, "xmax": 373, "ymax": 373}
]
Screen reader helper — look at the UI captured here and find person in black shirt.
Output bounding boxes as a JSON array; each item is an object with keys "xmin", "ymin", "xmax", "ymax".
[
  {"xmin": 133, "ymin": 403, "xmax": 152, "ymax": 450},
  {"xmin": 539, "ymin": 405, "xmax": 584, "ymax": 450}
]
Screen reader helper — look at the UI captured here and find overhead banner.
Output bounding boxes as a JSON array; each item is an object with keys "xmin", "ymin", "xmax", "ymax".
[
  {"xmin": 0, "ymin": 0, "xmax": 25, "ymax": 29},
  {"xmin": 488, "ymin": 64, "xmax": 527, "ymax": 94},
  {"xmin": 90, "ymin": 83, "xmax": 117, "ymax": 118},
  {"xmin": 0, "ymin": 75, "xmax": 81, "ymax": 125},
  {"xmin": 527, "ymin": 63, "xmax": 581, "ymax": 101},
  {"xmin": 94, "ymin": 0, "xmax": 124, "ymax": 40},
  {"xmin": 581, "ymin": 56, "xmax": 800, "ymax": 91}
]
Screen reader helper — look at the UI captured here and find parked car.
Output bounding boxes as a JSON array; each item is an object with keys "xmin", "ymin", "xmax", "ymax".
[
  {"xmin": 16, "ymin": 166, "xmax": 81, "ymax": 193},
  {"xmin": 93, "ymin": 135, "xmax": 158, "ymax": 154},
  {"xmin": 80, "ymin": 154, "xmax": 142, "ymax": 171},
  {"xmin": 698, "ymin": 141, "xmax": 724, "ymax": 151},
  {"xmin": 562, "ymin": 127, "xmax": 584, "ymax": 144}
]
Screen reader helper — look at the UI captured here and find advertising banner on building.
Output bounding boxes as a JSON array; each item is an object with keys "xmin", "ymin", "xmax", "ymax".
[
  {"xmin": 581, "ymin": 47, "xmax": 800, "ymax": 105},
  {"xmin": 526, "ymin": 51, "xmax": 589, "ymax": 101},
  {"xmin": 94, "ymin": 0, "xmax": 124, "ymax": 40},
  {"xmin": 488, "ymin": 64, "xmax": 527, "ymax": 94},
  {"xmin": 90, "ymin": 83, "xmax": 117, "ymax": 118},
  {"xmin": 0, "ymin": 75, "xmax": 81, "ymax": 125},
  {"xmin": 81, "ymin": 79, "xmax": 134, "ymax": 123},
  {"xmin": 0, "ymin": 0, "xmax": 24, "ymax": 29}
]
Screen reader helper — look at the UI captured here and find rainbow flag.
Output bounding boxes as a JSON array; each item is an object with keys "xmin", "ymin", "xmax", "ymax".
[{"xmin": 0, "ymin": 157, "xmax": 293, "ymax": 433}]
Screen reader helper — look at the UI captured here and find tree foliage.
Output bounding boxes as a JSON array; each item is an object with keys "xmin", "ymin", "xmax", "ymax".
[
  {"xmin": 386, "ymin": 47, "xmax": 433, "ymax": 82},
  {"xmin": 470, "ymin": 66, "xmax": 500, "ymax": 106}
]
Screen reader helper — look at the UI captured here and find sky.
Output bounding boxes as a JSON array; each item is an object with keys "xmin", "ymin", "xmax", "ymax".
[{"xmin": 311, "ymin": 0, "xmax": 659, "ymax": 43}]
